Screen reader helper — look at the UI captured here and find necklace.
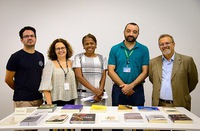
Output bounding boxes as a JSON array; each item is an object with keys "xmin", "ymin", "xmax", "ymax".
[{"xmin": 56, "ymin": 59, "xmax": 69, "ymax": 78}]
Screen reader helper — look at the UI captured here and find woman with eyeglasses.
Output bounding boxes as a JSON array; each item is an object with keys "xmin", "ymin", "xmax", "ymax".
[{"xmin": 39, "ymin": 38, "xmax": 77, "ymax": 107}]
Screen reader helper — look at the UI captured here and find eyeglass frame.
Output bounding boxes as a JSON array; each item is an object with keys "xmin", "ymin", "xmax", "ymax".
[
  {"xmin": 159, "ymin": 42, "xmax": 173, "ymax": 47},
  {"xmin": 55, "ymin": 47, "xmax": 66, "ymax": 51},
  {"xmin": 22, "ymin": 35, "xmax": 36, "ymax": 39}
]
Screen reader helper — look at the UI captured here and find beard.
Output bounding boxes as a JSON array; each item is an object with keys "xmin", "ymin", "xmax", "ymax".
[
  {"xmin": 26, "ymin": 44, "xmax": 35, "ymax": 48},
  {"xmin": 162, "ymin": 49, "xmax": 171, "ymax": 55},
  {"xmin": 125, "ymin": 36, "xmax": 137, "ymax": 42},
  {"xmin": 25, "ymin": 41, "xmax": 35, "ymax": 48}
]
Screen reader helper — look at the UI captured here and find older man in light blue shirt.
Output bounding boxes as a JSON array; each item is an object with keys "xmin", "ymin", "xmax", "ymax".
[
  {"xmin": 160, "ymin": 54, "xmax": 174, "ymax": 101},
  {"xmin": 149, "ymin": 34, "xmax": 198, "ymax": 111}
]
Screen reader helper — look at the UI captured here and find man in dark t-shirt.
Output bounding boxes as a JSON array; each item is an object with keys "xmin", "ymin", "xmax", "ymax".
[{"xmin": 5, "ymin": 26, "xmax": 44, "ymax": 108}]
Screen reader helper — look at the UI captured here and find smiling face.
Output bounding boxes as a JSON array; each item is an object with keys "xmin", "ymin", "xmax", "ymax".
[
  {"xmin": 55, "ymin": 42, "xmax": 67, "ymax": 59},
  {"xmin": 159, "ymin": 36, "xmax": 175, "ymax": 56},
  {"xmin": 83, "ymin": 37, "xmax": 97, "ymax": 56}
]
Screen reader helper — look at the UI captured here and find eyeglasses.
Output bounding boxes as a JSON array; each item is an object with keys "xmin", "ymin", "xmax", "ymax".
[
  {"xmin": 55, "ymin": 47, "xmax": 66, "ymax": 51},
  {"xmin": 23, "ymin": 35, "xmax": 35, "ymax": 38},
  {"xmin": 159, "ymin": 42, "xmax": 173, "ymax": 47}
]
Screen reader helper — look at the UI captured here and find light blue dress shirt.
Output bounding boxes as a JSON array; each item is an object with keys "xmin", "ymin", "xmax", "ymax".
[{"xmin": 160, "ymin": 54, "xmax": 175, "ymax": 100}]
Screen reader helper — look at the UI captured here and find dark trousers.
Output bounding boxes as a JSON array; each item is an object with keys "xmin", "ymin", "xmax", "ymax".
[
  {"xmin": 112, "ymin": 84, "xmax": 144, "ymax": 131},
  {"xmin": 51, "ymin": 99, "xmax": 75, "ymax": 106},
  {"xmin": 112, "ymin": 84, "xmax": 145, "ymax": 106}
]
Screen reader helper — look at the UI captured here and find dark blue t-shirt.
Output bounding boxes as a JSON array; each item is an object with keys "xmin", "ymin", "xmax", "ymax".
[{"xmin": 6, "ymin": 49, "xmax": 44, "ymax": 101}]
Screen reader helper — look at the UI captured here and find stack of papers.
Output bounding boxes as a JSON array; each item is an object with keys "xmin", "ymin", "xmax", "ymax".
[{"xmin": 81, "ymin": 92, "xmax": 108, "ymax": 102}]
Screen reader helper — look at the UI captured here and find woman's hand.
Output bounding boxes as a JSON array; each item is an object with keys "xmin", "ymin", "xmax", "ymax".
[{"xmin": 93, "ymin": 95, "xmax": 102, "ymax": 102}]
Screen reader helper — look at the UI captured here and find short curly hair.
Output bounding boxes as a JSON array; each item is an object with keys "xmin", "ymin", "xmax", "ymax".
[{"xmin": 48, "ymin": 38, "xmax": 73, "ymax": 60}]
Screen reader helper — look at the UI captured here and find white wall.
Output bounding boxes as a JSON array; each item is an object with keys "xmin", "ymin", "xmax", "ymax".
[{"xmin": 0, "ymin": 0, "xmax": 200, "ymax": 129}]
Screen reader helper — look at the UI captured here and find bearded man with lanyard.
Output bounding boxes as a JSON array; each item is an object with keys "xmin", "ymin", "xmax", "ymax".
[{"xmin": 108, "ymin": 23, "xmax": 149, "ymax": 131}]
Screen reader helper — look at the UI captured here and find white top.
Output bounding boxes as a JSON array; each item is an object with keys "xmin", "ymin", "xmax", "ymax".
[
  {"xmin": 73, "ymin": 53, "xmax": 107, "ymax": 95},
  {"xmin": 39, "ymin": 61, "xmax": 77, "ymax": 101}
]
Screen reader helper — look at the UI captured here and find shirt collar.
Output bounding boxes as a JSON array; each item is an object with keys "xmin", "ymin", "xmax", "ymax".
[
  {"xmin": 120, "ymin": 41, "xmax": 139, "ymax": 50},
  {"xmin": 162, "ymin": 53, "xmax": 175, "ymax": 62}
]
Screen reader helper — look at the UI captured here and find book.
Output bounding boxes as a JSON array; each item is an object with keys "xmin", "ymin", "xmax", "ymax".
[
  {"xmin": 168, "ymin": 114, "xmax": 193, "ymax": 124},
  {"xmin": 124, "ymin": 113, "xmax": 143, "ymax": 122},
  {"xmin": 14, "ymin": 107, "xmax": 36, "ymax": 114},
  {"xmin": 90, "ymin": 105, "xmax": 107, "ymax": 113},
  {"xmin": 45, "ymin": 114, "xmax": 69, "ymax": 124},
  {"xmin": 162, "ymin": 107, "xmax": 181, "ymax": 114},
  {"xmin": 81, "ymin": 92, "xmax": 108, "ymax": 102},
  {"xmin": 100, "ymin": 114, "xmax": 120, "ymax": 122},
  {"xmin": 61, "ymin": 104, "xmax": 83, "ymax": 113},
  {"xmin": 20, "ymin": 112, "xmax": 48, "ymax": 126},
  {"xmin": 37, "ymin": 104, "xmax": 57, "ymax": 113},
  {"xmin": 117, "ymin": 105, "xmax": 133, "ymax": 112},
  {"xmin": 137, "ymin": 106, "xmax": 159, "ymax": 112},
  {"xmin": 69, "ymin": 113, "xmax": 96, "ymax": 124},
  {"xmin": 146, "ymin": 114, "xmax": 167, "ymax": 123}
]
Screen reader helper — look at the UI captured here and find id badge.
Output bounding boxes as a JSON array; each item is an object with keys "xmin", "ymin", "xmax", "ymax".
[
  {"xmin": 64, "ymin": 83, "xmax": 69, "ymax": 90},
  {"xmin": 123, "ymin": 67, "xmax": 131, "ymax": 73}
]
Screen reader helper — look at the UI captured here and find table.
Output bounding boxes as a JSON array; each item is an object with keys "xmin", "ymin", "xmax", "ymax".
[{"xmin": 0, "ymin": 106, "xmax": 200, "ymax": 130}]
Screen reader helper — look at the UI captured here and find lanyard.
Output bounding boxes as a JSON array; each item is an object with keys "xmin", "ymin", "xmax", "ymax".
[
  {"xmin": 57, "ymin": 60, "xmax": 69, "ymax": 78},
  {"xmin": 124, "ymin": 49, "xmax": 134, "ymax": 65}
]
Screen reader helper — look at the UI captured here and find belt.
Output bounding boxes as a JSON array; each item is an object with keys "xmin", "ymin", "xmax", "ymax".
[
  {"xmin": 77, "ymin": 89, "xmax": 87, "ymax": 92},
  {"xmin": 159, "ymin": 98, "xmax": 173, "ymax": 104}
]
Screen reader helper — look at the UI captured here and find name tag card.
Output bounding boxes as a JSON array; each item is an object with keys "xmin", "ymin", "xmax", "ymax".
[{"xmin": 14, "ymin": 108, "xmax": 28, "ymax": 114}]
